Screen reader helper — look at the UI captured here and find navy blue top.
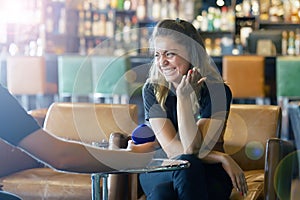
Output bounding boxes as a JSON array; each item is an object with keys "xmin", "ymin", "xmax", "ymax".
[
  {"xmin": 142, "ymin": 82, "xmax": 232, "ymax": 152},
  {"xmin": 143, "ymin": 82, "xmax": 232, "ymax": 129},
  {"xmin": 0, "ymin": 85, "xmax": 40, "ymax": 146}
]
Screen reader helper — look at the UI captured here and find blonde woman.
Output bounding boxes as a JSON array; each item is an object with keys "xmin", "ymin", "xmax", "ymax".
[{"xmin": 127, "ymin": 19, "xmax": 248, "ymax": 200}]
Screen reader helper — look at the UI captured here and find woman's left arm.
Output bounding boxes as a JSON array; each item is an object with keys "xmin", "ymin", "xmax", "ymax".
[{"xmin": 200, "ymin": 150, "xmax": 248, "ymax": 197}]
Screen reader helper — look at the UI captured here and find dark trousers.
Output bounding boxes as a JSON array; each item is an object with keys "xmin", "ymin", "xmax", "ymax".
[{"xmin": 139, "ymin": 154, "xmax": 233, "ymax": 200}]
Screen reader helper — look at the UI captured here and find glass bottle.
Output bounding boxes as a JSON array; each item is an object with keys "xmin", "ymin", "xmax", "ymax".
[
  {"xmin": 281, "ymin": 30, "xmax": 288, "ymax": 55},
  {"xmin": 295, "ymin": 29, "xmax": 300, "ymax": 55},
  {"xmin": 200, "ymin": 10, "xmax": 208, "ymax": 32},
  {"xmin": 287, "ymin": 30, "xmax": 295, "ymax": 55},
  {"xmin": 137, "ymin": 0, "xmax": 146, "ymax": 20},
  {"xmin": 152, "ymin": 0, "xmax": 161, "ymax": 21}
]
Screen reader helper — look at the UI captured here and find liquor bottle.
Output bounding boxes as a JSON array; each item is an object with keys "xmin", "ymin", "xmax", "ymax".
[
  {"xmin": 204, "ymin": 38, "xmax": 212, "ymax": 55},
  {"xmin": 117, "ymin": 0, "xmax": 124, "ymax": 10},
  {"xmin": 115, "ymin": 16, "xmax": 124, "ymax": 43},
  {"xmin": 213, "ymin": 8, "xmax": 221, "ymax": 31},
  {"xmin": 152, "ymin": 0, "xmax": 161, "ymax": 20},
  {"xmin": 84, "ymin": 11, "xmax": 92, "ymax": 36},
  {"xmin": 200, "ymin": 10, "xmax": 208, "ymax": 32},
  {"xmin": 137, "ymin": 0, "xmax": 146, "ymax": 20},
  {"xmin": 58, "ymin": 8, "xmax": 66, "ymax": 34},
  {"xmin": 98, "ymin": 14, "xmax": 107, "ymax": 37},
  {"xmin": 146, "ymin": 0, "xmax": 153, "ymax": 20},
  {"xmin": 123, "ymin": 0, "xmax": 131, "ymax": 10},
  {"xmin": 242, "ymin": 0, "xmax": 252, "ymax": 17},
  {"xmin": 207, "ymin": 7, "xmax": 214, "ymax": 32},
  {"xmin": 295, "ymin": 29, "xmax": 300, "ymax": 55},
  {"xmin": 212, "ymin": 38, "xmax": 222, "ymax": 56},
  {"xmin": 78, "ymin": 11, "xmax": 85, "ymax": 36},
  {"xmin": 98, "ymin": 0, "xmax": 108, "ymax": 10},
  {"xmin": 281, "ymin": 31, "xmax": 288, "ymax": 55},
  {"xmin": 106, "ymin": 11, "xmax": 114, "ymax": 38},
  {"xmin": 45, "ymin": 6, "xmax": 54, "ymax": 33},
  {"xmin": 161, "ymin": 0, "xmax": 168, "ymax": 19},
  {"xmin": 92, "ymin": 12, "xmax": 100, "ymax": 36},
  {"xmin": 123, "ymin": 16, "xmax": 132, "ymax": 44},
  {"xmin": 131, "ymin": 15, "xmax": 138, "ymax": 43},
  {"xmin": 287, "ymin": 31, "xmax": 295, "ymax": 55},
  {"xmin": 168, "ymin": 0, "xmax": 178, "ymax": 19},
  {"xmin": 220, "ymin": 6, "xmax": 228, "ymax": 31},
  {"xmin": 184, "ymin": 0, "xmax": 195, "ymax": 22},
  {"xmin": 110, "ymin": 0, "xmax": 118, "ymax": 9}
]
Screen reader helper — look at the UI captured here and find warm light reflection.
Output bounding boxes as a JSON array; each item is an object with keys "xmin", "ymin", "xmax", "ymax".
[
  {"xmin": 0, "ymin": 0, "xmax": 41, "ymax": 24},
  {"xmin": 216, "ymin": 0, "xmax": 225, "ymax": 7}
]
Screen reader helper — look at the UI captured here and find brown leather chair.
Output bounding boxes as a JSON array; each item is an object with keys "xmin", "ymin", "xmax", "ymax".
[
  {"xmin": 112, "ymin": 104, "xmax": 283, "ymax": 200},
  {"xmin": 0, "ymin": 103, "xmax": 138, "ymax": 200},
  {"xmin": 222, "ymin": 56, "xmax": 269, "ymax": 105},
  {"xmin": 224, "ymin": 104, "xmax": 281, "ymax": 200}
]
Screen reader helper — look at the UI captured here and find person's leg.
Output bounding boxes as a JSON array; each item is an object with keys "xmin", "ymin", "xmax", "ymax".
[
  {"xmin": 173, "ymin": 154, "xmax": 208, "ymax": 200},
  {"xmin": 204, "ymin": 163, "xmax": 233, "ymax": 200},
  {"xmin": 147, "ymin": 181, "xmax": 177, "ymax": 200},
  {"xmin": 139, "ymin": 170, "xmax": 175, "ymax": 200}
]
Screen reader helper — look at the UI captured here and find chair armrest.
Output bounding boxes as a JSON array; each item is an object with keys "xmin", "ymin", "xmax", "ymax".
[{"xmin": 264, "ymin": 138, "xmax": 295, "ymax": 200}]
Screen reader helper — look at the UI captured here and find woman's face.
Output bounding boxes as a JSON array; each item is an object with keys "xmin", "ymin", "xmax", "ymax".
[{"xmin": 154, "ymin": 36, "xmax": 190, "ymax": 85}]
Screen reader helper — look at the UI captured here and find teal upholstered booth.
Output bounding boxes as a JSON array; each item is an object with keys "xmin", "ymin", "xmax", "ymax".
[
  {"xmin": 57, "ymin": 55, "xmax": 93, "ymax": 102},
  {"xmin": 91, "ymin": 56, "xmax": 130, "ymax": 104},
  {"xmin": 276, "ymin": 56, "xmax": 300, "ymax": 139}
]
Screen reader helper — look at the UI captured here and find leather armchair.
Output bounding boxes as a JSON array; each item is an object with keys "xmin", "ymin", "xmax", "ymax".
[
  {"xmin": 113, "ymin": 104, "xmax": 285, "ymax": 200},
  {"xmin": 224, "ymin": 104, "xmax": 282, "ymax": 200},
  {"xmin": 0, "ymin": 103, "xmax": 138, "ymax": 200}
]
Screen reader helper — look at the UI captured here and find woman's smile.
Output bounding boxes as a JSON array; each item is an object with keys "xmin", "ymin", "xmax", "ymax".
[
  {"xmin": 154, "ymin": 36, "xmax": 190, "ymax": 84},
  {"xmin": 161, "ymin": 66, "xmax": 178, "ymax": 76}
]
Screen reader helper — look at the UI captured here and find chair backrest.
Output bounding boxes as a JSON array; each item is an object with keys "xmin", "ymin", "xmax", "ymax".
[
  {"xmin": 289, "ymin": 102, "xmax": 300, "ymax": 150},
  {"xmin": 276, "ymin": 56, "xmax": 300, "ymax": 98},
  {"xmin": 57, "ymin": 55, "xmax": 93, "ymax": 96},
  {"xmin": 7, "ymin": 56, "xmax": 47, "ymax": 95},
  {"xmin": 222, "ymin": 55, "xmax": 265, "ymax": 98},
  {"xmin": 224, "ymin": 104, "xmax": 281, "ymax": 171},
  {"xmin": 91, "ymin": 56, "xmax": 130, "ymax": 95},
  {"xmin": 288, "ymin": 101, "xmax": 300, "ymax": 176},
  {"xmin": 44, "ymin": 102, "xmax": 138, "ymax": 144}
]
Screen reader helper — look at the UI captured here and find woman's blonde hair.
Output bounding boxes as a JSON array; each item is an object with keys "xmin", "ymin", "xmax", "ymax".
[{"xmin": 147, "ymin": 19, "xmax": 223, "ymax": 110}]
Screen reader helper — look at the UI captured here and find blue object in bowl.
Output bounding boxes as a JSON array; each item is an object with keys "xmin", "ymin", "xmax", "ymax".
[{"xmin": 132, "ymin": 124, "xmax": 156, "ymax": 144}]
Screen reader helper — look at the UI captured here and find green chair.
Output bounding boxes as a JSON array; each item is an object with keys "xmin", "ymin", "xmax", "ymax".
[
  {"xmin": 91, "ymin": 56, "xmax": 130, "ymax": 104},
  {"xmin": 57, "ymin": 55, "xmax": 93, "ymax": 102},
  {"xmin": 276, "ymin": 56, "xmax": 300, "ymax": 139}
]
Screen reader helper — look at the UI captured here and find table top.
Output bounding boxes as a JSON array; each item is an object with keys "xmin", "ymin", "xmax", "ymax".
[{"xmin": 96, "ymin": 158, "xmax": 190, "ymax": 175}]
